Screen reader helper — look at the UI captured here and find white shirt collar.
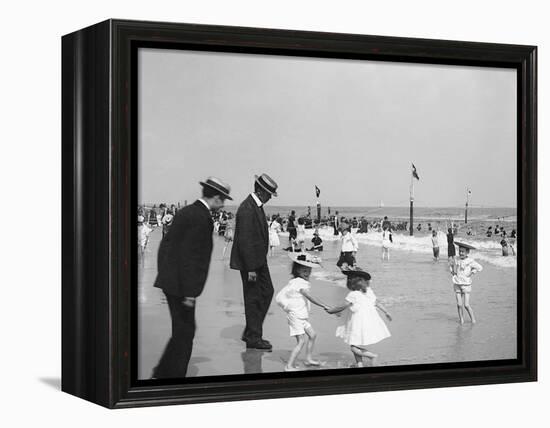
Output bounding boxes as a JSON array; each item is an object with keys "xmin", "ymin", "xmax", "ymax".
[
  {"xmin": 198, "ymin": 198, "xmax": 211, "ymax": 211},
  {"xmin": 250, "ymin": 192, "xmax": 263, "ymax": 207}
]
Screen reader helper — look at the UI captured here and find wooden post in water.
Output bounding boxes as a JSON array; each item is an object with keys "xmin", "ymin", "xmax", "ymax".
[
  {"xmin": 409, "ymin": 200, "xmax": 414, "ymax": 236},
  {"xmin": 317, "ymin": 201, "xmax": 321, "ymax": 223}
]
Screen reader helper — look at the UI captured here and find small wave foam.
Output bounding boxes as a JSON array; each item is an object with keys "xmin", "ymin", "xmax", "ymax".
[
  {"xmin": 281, "ymin": 227, "xmax": 516, "ymax": 269},
  {"xmin": 473, "ymin": 252, "xmax": 518, "ymax": 269}
]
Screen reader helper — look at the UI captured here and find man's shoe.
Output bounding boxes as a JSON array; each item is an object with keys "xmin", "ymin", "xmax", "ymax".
[
  {"xmin": 246, "ymin": 340, "xmax": 272, "ymax": 351},
  {"xmin": 260, "ymin": 339, "xmax": 271, "ymax": 346}
]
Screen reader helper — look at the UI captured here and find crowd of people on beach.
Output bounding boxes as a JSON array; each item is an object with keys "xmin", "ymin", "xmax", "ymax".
[
  {"xmin": 138, "ymin": 176, "xmax": 516, "ymax": 376},
  {"xmin": 139, "ymin": 202, "xmax": 515, "ymax": 263}
]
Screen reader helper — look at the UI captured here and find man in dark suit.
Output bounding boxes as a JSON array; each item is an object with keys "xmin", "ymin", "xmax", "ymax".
[
  {"xmin": 230, "ymin": 173, "xmax": 278, "ymax": 350},
  {"xmin": 152, "ymin": 177, "xmax": 232, "ymax": 378}
]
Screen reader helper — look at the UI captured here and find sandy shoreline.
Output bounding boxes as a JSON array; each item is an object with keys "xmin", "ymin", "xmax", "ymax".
[{"xmin": 138, "ymin": 227, "xmax": 517, "ymax": 378}]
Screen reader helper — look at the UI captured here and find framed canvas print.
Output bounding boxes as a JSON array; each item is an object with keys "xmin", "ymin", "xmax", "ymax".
[{"xmin": 62, "ymin": 19, "xmax": 537, "ymax": 408}]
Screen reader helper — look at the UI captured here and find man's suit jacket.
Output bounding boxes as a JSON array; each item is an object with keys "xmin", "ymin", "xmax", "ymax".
[
  {"xmin": 230, "ymin": 194, "xmax": 269, "ymax": 272},
  {"xmin": 154, "ymin": 200, "xmax": 213, "ymax": 298}
]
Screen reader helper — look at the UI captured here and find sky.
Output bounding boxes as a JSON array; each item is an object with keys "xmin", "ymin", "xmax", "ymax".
[{"xmin": 138, "ymin": 48, "xmax": 517, "ymax": 208}]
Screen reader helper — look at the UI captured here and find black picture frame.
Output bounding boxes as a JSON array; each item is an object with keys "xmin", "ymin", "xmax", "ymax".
[{"xmin": 62, "ymin": 19, "xmax": 537, "ymax": 408}]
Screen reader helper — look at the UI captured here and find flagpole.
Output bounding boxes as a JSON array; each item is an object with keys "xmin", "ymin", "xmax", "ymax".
[
  {"xmin": 465, "ymin": 188, "xmax": 469, "ymax": 224},
  {"xmin": 316, "ymin": 198, "xmax": 321, "ymax": 223},
  {"xmin": 409, "ymin": 167, "xmax": 414, "ymax": 236}
]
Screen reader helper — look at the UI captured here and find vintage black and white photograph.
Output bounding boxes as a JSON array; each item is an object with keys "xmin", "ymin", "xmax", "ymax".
[{"xmin": 136, "ymin": 47, "xmax": 517, "ymax": 379}]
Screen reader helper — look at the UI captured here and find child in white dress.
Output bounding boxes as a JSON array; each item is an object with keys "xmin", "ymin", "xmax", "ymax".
[
  {"xmin": 295, "ymin": 218, "xmax": 306, "ymax": 252},
  {"xmin": 276, "ymin": 253, "xmax": 328, "ymax": 371},
  {"xmin": 326, "ymin": 268, "xmax": 392, "ymax": 367},
  {"xmin": 269, "ymin": 215, "xmax": 281, "ymax": 256},
  {"xmin": 381, "ymin": 227, "xmax": 392, "ymax": 260},
  {"xmin": 221, "ymin": 220, "xmax": 234, "ymax": 259},
  {"xmin": 137, "ymin": 215, "xmax": 152, "ymax": 267}
]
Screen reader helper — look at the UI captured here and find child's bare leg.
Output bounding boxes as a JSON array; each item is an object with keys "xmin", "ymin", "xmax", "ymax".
[
  {"xmin": 351, "ymin": 345, "xmax": 377, "ymax": 360},
  {"xmin": 352, "ymin": 351, "xmax": 363, "ymax": 367},
  {"xmin": 304, "ymin": 326, "xmax": 319, "ymax": 366},
  {"xmin": 454, "ymin": 292, "xmax": 465, "ymax": 324},
  {"xmin": 463, "ymin": 292, "xmax": 476, "ymax": 323},
  {"xmin": 222, "ymin": 244, "xmax": 227, "ymax": 259},
  {"xmin": 285, "ymin": 335, "xmax": 306, "ymax": 371}
]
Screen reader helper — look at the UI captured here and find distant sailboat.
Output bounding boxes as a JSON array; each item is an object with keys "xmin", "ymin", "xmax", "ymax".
[{"xmin": 379, "ymin": 200, "xmax": 385, "ymax": 208}]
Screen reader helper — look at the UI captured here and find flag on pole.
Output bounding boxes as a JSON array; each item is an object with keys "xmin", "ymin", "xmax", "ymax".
[
  {"xmin": 412, "ymin": 163, "xmax": 420, "ymax": 180},
  {"xmin": 315, "ymin": 185, "xmax": 321, "ymax": 198}
]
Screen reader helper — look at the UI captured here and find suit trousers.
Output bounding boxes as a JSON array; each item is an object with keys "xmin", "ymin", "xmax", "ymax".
[
  {"xmin": 152, "ymin": 292, "xmax": 196, "ymax": 378},
  {"xmin": 240, "ymin": 264, "xmax": 274, "ymax": 343}
]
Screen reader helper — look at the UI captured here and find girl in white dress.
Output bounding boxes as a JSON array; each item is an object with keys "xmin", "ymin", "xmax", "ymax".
[
  {"xmin": 221, "ymin": 219, "xmax": 234, "ymax": 259},
  {"xmin": 137, "ymin": 215, "xmax": 152, "ymax": 268},
  {"xmin": 295, "ymin": 217, "xmax": 306, "ymax": 252},
  {"xmin": 326, "ymin": 268, "xmax": 392, "ymax": 367},
  {"xmin": 269, "ymin": 215, "xmax": 282, "ymax": 256},
  {"xmin": 381, "ymin": 227, "xmax": 392, "ymax": 260},
  {"xmin": 276, "ymin": 253, "xmax": 328, "ymax": 371}
]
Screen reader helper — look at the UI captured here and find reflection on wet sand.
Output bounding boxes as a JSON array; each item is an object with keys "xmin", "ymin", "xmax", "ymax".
[{"xmin": 241, "ymin": 350, "xmax": 265, "ymax": 374}]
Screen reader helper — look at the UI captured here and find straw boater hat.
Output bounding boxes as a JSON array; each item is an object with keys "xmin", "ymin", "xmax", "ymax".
[
  {"xmin": 199, "ymin": 176, "xmax": 233, "ymax": 200},
  {"xmin": 288, "ymin": 252, "xmax": 322, "ymax": 268},
  {"xmin": 254, "ymin": 173, "xmax": 278, "ymax": 197},
  {"xmin": 341, "ymin": 267, "xmax": 372, "ymax": 280},
  {"xmin": 454, "ymin": 241, "xmax": 476, "ymax": 250}
]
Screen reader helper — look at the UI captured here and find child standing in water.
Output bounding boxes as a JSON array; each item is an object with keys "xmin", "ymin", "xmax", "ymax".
[
  {"xmin": 137, "ymin": 215, "xmax": 152, "ymax": 267},
  {"xmin": 447, "ymin": 228, "xmax": 456, "ymax": 261},
  {"xmin": 431, "ymin": 230, "xmax": 440, "ymax": 261},
  {"xmin": 268, "ymin": 215, "xmax": 281, "ymax": 256},
  {"xmin": 276, "ymin": 253, "xmax": 328, "ymax": 371},
  {"xmin": 295, "ymin": 217, "xmax": 307, "ymax": 252},
  {"xmin": 221, "ymin": 219, "xmax": 234, "ymax": 259},
  {"xmin": 336, "ymin": 223, "xmax": 358, "ymax": 269},
  {"xmin": 381, "ymin": 226, "xmax": 392, "ymax": 261},
  {"xmin": 500, "ymin": 234, "xmax": 510, "ymax": 257},
  {"xmin": 450, "ymin": 242, "xmax": 483, "ymax": 324},
  {"xmin": 326, "ymin": 268, "xmax": 392, "ymax": 367}
]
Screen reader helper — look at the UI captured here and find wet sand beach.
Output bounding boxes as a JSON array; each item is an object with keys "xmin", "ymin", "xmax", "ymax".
[{"xmin": 138, "ymin": 227, "xmax": 517, "ymax": 379}]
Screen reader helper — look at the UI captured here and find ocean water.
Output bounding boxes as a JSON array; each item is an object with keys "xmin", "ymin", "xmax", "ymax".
[
  {"xmin": 255, "ymin": 205, "xmax": 517, "ymax": 270},
  {"xmin": 289, "ymin": 226, "xmax": 517, "ymax": 270},
  {"xmin": 259, "ymin": 205, "xmax": 517, "ymax": 223},
  {"xmin": 228, "ymin": 205, "xmax": 517, "ymax": 231},
  {"xmin": 138, "ymin": 227, "xmax": 517, "ymax": 377},
  {"xmin": 142, "ymin": 204, "xmax": 516, "ymax": 269},
  {"xmin": 138, "ymin": 204, "xmax": 518, "ymax": 376}
]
